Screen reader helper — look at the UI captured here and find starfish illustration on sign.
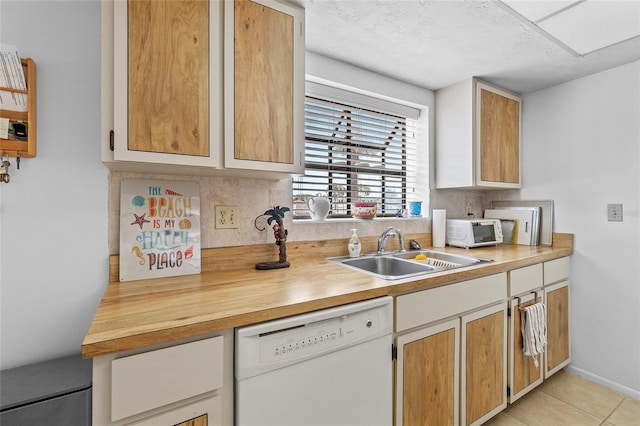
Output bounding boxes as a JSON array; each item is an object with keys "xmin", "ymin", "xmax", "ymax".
[{"xmin": 131, "ymin": 213, "xmax": 150, "ymax": 229}]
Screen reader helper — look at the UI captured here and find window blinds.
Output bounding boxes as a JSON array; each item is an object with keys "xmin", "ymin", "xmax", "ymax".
[{"xmin": 293, "ymin": 93, "xmax": 417, "ymax": 219}]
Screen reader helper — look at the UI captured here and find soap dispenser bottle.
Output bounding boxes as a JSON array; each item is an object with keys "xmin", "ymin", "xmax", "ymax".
[{"xmin": 348, "ymin": 229, "xmax": 361, "ymax": 257}]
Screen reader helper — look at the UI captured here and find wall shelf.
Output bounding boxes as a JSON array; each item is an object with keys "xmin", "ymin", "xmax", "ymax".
[{"xmin": 0, "ymin": 58, "xmax": 36, "ymax": 158}]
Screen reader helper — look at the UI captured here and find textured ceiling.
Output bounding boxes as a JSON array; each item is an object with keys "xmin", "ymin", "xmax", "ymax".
[{"xmin": 298, "ymin": 0, "xmax": 640, "ymax": 93}]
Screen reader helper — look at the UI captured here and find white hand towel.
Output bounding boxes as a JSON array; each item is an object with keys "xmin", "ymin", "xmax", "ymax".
[{"xmin": 521, "ymin": 302, "xmax": 547, "ymax": 368}]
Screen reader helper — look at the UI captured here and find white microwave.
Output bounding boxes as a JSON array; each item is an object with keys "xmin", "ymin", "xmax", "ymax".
[{"xmin": 446, "ymin": 219, "xmax": 503, "ymax": 248}]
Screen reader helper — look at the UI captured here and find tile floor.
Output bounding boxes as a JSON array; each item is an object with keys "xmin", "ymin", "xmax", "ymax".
[{"xmin": 485, "ymin": 370, "xmax": 640, "ymax": 426}]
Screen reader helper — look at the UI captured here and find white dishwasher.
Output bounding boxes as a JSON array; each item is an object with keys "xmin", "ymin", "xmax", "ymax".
[{"xmin": 235, "ymin": 296, "xmax": 393, "ymax": 426}]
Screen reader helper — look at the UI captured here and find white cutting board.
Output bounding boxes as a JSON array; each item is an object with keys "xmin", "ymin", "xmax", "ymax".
[
  {"xmin": 491, "ymin": 200, "xmax": 553, "ymax": 245},
  {"xmin": 484, "ymin": 209, "xmax": 534, "ymax": 245}
]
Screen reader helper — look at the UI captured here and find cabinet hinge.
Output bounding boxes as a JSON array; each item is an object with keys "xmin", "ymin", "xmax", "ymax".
[
  {"xmin": 109, "ymin": 130, "xmax": 114, "ymax": 151},
  {"xmin": 507, "ymin": 386, "xmax": 511, "ymax": 397},
  {"xmin": 391, "ymin": 344, "xmax": 397, "ymax": 361},
  {"xmin": 507, "ymin": 307, "xmax": 511, "ymax": 317}
]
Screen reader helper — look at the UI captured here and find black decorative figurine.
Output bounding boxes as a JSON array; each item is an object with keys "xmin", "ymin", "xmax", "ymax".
[{"xmin": 254, "ymin": 206, "xmax": 290, "ymax": 270}]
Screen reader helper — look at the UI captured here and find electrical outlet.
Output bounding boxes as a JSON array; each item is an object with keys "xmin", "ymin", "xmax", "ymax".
[
  {"xmin": 607, "ymin": 204, "xmax": 623, "ymax": 222},
  {"xmin": 215, "ymin": 205, "xmax": 239, "ymax": 229}
]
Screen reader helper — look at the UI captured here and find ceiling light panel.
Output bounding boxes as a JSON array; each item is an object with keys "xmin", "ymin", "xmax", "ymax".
[
  {"xmin": 503, "ymin": 0, "xmax": 580, "ymax": 22},
  {"xmin": 538, "ymin": 1, "xmax": 640, "ymax": 55}
]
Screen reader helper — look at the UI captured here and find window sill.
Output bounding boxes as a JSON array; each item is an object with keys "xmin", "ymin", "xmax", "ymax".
[{"xmin": 293, "ymin": 216, "xmax": 429, "ymax": 224}]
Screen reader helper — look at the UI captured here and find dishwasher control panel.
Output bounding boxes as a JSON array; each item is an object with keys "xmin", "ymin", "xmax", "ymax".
[{"xmin": 259, "ymin": 310, "xmax": 380, "ymax": 363}]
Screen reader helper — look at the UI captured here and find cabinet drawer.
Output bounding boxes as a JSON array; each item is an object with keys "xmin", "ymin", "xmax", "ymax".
[
  {"xmin": 396, "ymin": 273, "xmax": 507, "ymax": 332},
  {"xmin": 544, "ymin": 257, "xmax": 570, "ymax": 285},
  {"xmin": 111, "ymin": 336, "xmax": 223, "ymax": 421},
  {"xmin": 509, "ymin": 264, "xmax": 543, "ymax": 296}
]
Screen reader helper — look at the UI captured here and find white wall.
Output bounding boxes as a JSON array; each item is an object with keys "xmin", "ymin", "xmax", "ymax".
[
  {"xmin": 521, "ymin": 61, "xmax": 640, "ymax": 397},
  {"xmin": 0, "ymin": 0, "xmax": 107, "ymax": 370}
]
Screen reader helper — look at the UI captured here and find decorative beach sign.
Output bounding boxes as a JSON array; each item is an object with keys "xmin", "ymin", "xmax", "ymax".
[{"xmin": 119, "ymin": 179, "xmax": 201, "ymax": 282}]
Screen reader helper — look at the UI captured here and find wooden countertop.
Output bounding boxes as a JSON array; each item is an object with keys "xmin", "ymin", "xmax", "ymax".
[{"xmin": 82, "ymin": 233, "xmax": 573, "ymax": 358}]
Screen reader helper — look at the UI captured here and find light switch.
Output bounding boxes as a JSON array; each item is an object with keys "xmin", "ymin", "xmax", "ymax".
[{"xmin": 607, "ymin": 204, "xmax": 623, "ymax": 222}]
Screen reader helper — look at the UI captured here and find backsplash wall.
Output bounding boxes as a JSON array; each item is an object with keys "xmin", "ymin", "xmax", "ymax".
[
  {"xmin": 430, "ymin": 188, "xmax": 520, "ymax": 220},
  {"xmin": 109, "ymin": 172, "xmax": 520, "ymax": 254},
  {"xmin": 108, "ymin": 172, "xmax": 445, "ymax": 255}
]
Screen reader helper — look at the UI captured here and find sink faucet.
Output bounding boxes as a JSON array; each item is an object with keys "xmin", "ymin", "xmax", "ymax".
[
  {"xmin": 378, "ymin": 227, "xmax": 406, "ymax": 254},
  {"xmin": 396, "ymin": 229, "xmax": 406, "ymax": 253}
]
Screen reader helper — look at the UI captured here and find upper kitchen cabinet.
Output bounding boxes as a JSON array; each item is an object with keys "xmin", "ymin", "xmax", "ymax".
[
  {"xmin": 224, "ymin": 0, "xmax": 305, "ymax": 174},
  {"xmin": 104, "ymin": 0, "xmax": 224, "ymax": 169},
  {"xmin": 435, "ymin": 78, "xmax": 521, "ymax": 189}
]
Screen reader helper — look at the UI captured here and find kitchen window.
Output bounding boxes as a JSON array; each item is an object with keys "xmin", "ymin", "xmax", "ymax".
[{"xmin": 293, "ymin": 83, "xmax": 419, "ymax": 219}]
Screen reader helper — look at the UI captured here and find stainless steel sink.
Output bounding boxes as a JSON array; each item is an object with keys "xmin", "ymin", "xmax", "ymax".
[
  {"xmin": 327, "ymin": 250, "xmax": 491, "ymax": 280},
  {"xmin": 339, "ymin": 256, "xmax": 436, "ymax": 280}
]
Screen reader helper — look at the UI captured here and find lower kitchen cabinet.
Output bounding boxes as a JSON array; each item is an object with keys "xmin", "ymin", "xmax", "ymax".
[
  {"xmin": 92, "ymin": 330, "xmax": 233, "ymax": 426},
  {"xmin": 508, "ymin": 291, "xmax": 544, "ymax": 403},
  {"xmin": 544, "ymin": 257, "xmax": 571, "ymax": 377},
  {"xmin": 129, "ymin": 397, "xmax": 220, "ymax": 426},
  {"xmin": 394, "ymin": 258, "xmax": 572, "ymax": 426},
  {"xmin": 461, "ymin": 303, "xmax": 507, "ymax": 426},
  {"xmin": 507, "ymin": 264, "xmax": 544, "ymax": 403},
  {"xmin": 396, "ymin": 318, "xmax": 460, "ymax": 426},
  {"xmin": 177, "ymin": 415, "xmax": 208, "ymax": 426},
  {"xmin": 545, "ymin": 280, "xmax": 571, "ymax": 376},
  {"xmin": 179, "ymin": 416, "xmax": 207, "ymax": 426},
  {"xmin": 506, "ymin": 257, "xmax": 571, "ymax": 401},
  {"xmin": 178, "ymin": 415, "xmax": 208, "ymax": 426},
  {"xmin": 395, "ymin": 273, "xmax": 507, "ymax": 426}
]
